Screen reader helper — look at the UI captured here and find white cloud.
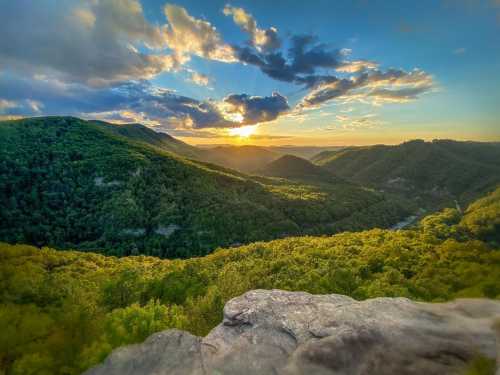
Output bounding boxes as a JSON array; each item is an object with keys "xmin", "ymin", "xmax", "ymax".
[
  {"xmin": 189, "ymin": 71, "xmax": 210, "ymax": 86},
  {"xmin": 336, "ymin": 60, "xmax": 378, "ymax": 73},
  {"xmin": 0, "ymin": 99, "xmax": 19, "ymax": 111},
  {"xmin": 0, "ymin": 0, "xmax": 172, "ymax": 86},
  {"xmin": 164, "ymin": 4, "xmax": 237, "ymax": 63},
  {"xmin": 223, "ymin": 5, "xmax": 280, "ymax": 52},
  {"xmin": 298, "ymin": 69, "xmax": 435, "ymax": 109},
  {"xmin": 325, "ymin": 113, "xmax": 384, "ymax": 131}
]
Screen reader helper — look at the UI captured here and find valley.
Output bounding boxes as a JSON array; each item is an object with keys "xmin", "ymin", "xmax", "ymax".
[
  {"xmin": 0, "ymin": 117, "xmax": 413, "ymax": 258},
  {"xmin": 1, "ymin": 2, "xmax": 499, "ymax": 374},
  {"xmin": 0, "ymin": 117, "xmax": 498, "ymax": 375},
  {"xmin": 1, "ymin": 187, "xmax": 499, "ymax": 374}
]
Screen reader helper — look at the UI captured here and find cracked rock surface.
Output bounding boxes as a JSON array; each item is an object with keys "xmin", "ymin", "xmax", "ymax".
[{"xmin": 84, "ymin": 290, "xmax": 500, "ymax": 375}]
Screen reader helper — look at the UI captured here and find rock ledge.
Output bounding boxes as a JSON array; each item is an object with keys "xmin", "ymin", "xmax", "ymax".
[{"xmin": 85, "ymin": 289, "xmax": 500, "ymax": 375}]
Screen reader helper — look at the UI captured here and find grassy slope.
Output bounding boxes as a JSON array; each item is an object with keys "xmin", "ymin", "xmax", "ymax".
[{"xmin": 0, "ymin": 117, "xmax": 410, "ymax": 258}]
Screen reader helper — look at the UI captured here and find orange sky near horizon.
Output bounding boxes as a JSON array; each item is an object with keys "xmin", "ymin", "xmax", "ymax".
[{"xmin": 178, "ymin": 128, "xmax": 500, "ymax": 147}]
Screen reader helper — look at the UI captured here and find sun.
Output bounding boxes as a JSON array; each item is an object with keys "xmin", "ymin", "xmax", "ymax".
[{"xmin": 228, "ymin": 125, "xmax": 258, "ymax": 138}]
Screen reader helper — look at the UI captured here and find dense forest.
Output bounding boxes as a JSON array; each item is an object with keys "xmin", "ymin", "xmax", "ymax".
[
  {"xmin": 0, "ymin": 117, "xmax": 411, "ymax": 258},
  {"xmin": 312, "ymin": 139, "xmax": 500, "ymax": 205},
  {"xmin": 0, "ymin": 187, "xmax": 499, "ymax": 375},
  {"xmin": 0, "ymin": 117, "xmax": 499, "ymax": 375}
]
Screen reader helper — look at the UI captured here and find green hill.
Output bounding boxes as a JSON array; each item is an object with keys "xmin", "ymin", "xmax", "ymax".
[
  {"xmin": 199, "ymin": 145, "xmax": 345, "ymax": 172},
  {"xmin": 202, "ymin": 145, "xmax": 280, "ymax": 173},
  {"xmin": 258, "ymin": 154, "xmax": 341, "ymax": 183},
  {"xmin": 0, "ymin": 117, "xmax": 410, "ymax": 258},
  {"xmin": 267, "ymin": 145, "xmax": 344, "ymax": 159},
  {"xmin": 310, "ymin": 148, "xmax": 346, "ymax": 163},
  {"xmin": 1, "ymin": 187, "xmax": 498, "ymax": 375},
  {"xmin": 95, "ymin": 121, "xmax": 202, "ymax": 159},
  {"xmin": 312, "ymin": 139, "xmax": 500, "ymax": 204}
]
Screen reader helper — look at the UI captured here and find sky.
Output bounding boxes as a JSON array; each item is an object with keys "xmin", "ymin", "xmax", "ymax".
[{"xmin": 0, "ymin": 0, "xmax": 499, "ymax": 146}]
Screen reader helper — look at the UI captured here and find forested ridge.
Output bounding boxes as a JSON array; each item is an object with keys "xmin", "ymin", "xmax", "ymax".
[
  {"xmin": 0, "ymin": 117, "xmax": 411, "ymax": 258},
  {"xmin": 312, "ymin": 139, "xmax": 500, "ymax": 205},
  {"xmin": 201, "ymin": 145, "xmax": 280, "ymax": 173},
  {"xmin": 0, "ymin": 187, "xmax": 499, "ymax": 375},
  {"xmin": 258, "ymin": 154, "xmax": 341, "ymax": 183}
]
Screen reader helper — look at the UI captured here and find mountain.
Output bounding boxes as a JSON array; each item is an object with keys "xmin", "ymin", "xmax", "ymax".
[
  {"xmin": 1, "ymin": 187, "xmax": 498, "ymax": 375},
  {"xmin": 265, "ymin": 145, "xmax": 345, "ymax": 159},
  {"xmin": 96, "ymin": 121, "xmax": 202, "ymax": 159},
  {"xmin": 202, "ymin": 145, "xmax": 280, "ymax": 173},
  {"xmin": 312, "ymin": 139, "xmax": 500, "ymax": 204},
  {"xmin": 0, "ymin": 117, "xmax": 410, "ymax": 258},
  {"xmin": 258, "ymin": 154, "xmax": 341, "ymax": 183},
  {"xmin": 197, "ymin": 145, "xmax": 346, "ymax": 173},
  {"xmin": 310, "ymin": 148, "xmax": 346, "ymax": 164}
]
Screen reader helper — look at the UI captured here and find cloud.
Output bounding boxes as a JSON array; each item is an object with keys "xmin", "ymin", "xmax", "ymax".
[
  {"xmin": 223, "ymin": 5, "xmax": 280, "ymax": 52},
  {"xmin": 164, "ymin": 4, "xmax": 236, "ymax": 63},
  {"xmin": 298, "ymin": 78, "xmax": 356, "ymax": 108},
  {"xmin": 288, "ymin": 35, "xmax": 341, "ymax": 73},
  {"xmin": 219, "ymin": 9, "xmax": 435, "ymax": 110},
  {"xmin": 367, "ymin": 86, "xmax": 433, "ymax": 103},
  {"xmin": 325, "ymin": 113, "xmax": 384, "ymax": 131},
  {"xmin": 336, "ymin": 60, "xmax": 378, "ymax": 73},
  {"xmin": 298, "ymin": 69, "xmax": 434, "ymax": 109},
  {"xmin": 0, "ymin": 0, "xmax": 175, "ymax": 86},
  {"xmin": 0, "ymin": 71, "xmax": 289, "ymax": 130},
  {"xmin": 234, "ymin": 34, "xmax": 342, "ymax": 84},
  {"xmin": 0, "ymin": 99, "xmax": 19, "ymax": 111},
  {"xmin": 189, "ymin": 71, "xmax": 210, "ymax": 86},
  {"xmin": 0, "ymin": 97, "xmax": 43, "ymax": 116},
  {"xmin": 221, "ymin": 92, "xmax": 290, "ymax": 125},
  {"xmin": 0, "ymin": 1, "xmax": 436, "ymax": 133}
]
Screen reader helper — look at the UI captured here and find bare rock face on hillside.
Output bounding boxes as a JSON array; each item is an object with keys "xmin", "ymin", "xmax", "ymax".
[{"xmin": 84, "ymin": 290, "xmax": 500, "ymax": 375}]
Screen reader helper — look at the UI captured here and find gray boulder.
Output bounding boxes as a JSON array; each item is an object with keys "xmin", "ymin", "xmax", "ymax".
[{"xmin": 85, "ymin": 290, "xmax": 500, "ymax": 375}]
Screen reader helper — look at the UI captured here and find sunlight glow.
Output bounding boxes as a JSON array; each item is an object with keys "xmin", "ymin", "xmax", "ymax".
[{"xmin": 228, "ymin": 125, "xmax": 258, "ymax": 138}]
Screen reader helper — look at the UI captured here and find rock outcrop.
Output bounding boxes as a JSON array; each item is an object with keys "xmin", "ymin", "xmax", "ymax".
[{"xmin": 85, "ymin": 290, "xmax": 500, "ymax": 375}]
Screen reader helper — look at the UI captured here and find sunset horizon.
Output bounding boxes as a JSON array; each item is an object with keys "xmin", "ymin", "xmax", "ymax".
[{"xmin": 1, "ymin": 0, "xmax": 499, "ymax": 145}]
